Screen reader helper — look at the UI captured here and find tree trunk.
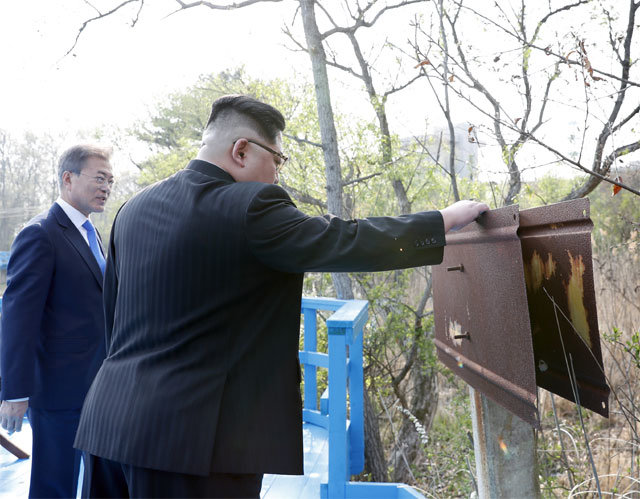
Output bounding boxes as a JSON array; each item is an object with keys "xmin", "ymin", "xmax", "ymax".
[
  {"xmin": 391, "ymin": 351, "xmax": 438, "ymax": 483},
  {"xmin": 363, "ymin": 387, "xmax": 388, "ymax": 482},
  {"xmin": 299, "ymin": 0, "xmax": 353, "ymax": 299}
]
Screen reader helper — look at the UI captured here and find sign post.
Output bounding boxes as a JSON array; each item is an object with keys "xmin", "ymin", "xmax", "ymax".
[{"xmin": 433, "ymin": 198, "xmax": 609, "ymax": 498}]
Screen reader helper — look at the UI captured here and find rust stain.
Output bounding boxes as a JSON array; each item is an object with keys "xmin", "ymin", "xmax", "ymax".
[
  {"xmin": 565, "ymin": 251, "xmax": 591, "ymax": 348},
  {"xmin": 498, "ymin": 436, "xmax": 509, "ymax": 454},
  {"xmin": 524, "ymin": 251, "xmax": 542, "ymax": 292},
  {"xmin": 447, "ymin": 318, "xmax": 463, "ymax": 346},
  {"xmin": 524, "ymin": 250, "xmax": 556, "ymax": 292},
  {"xmin": 544, "ymin": 253, "xmax": 556, "ymax": 280}
]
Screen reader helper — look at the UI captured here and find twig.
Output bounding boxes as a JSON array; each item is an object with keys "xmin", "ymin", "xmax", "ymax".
[
  {"xmin": 551, "ymin": 393, "xmax": 576, "ymax": 488},
  {"xmin": 547, "ymin": 288, "xmax": 601, "ymax": 497},
  {"xmin": 374, "ymin": 385, "xmax": 415, "ymax": 482},
  {"xmin": 63, "ymin": 0, "xmax": 140, "ymax": 59}
]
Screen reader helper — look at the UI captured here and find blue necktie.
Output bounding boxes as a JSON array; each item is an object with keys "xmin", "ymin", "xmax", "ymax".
[{"xmin": 82, "ymin": 220, "xmax": 106, "ymax": 275}]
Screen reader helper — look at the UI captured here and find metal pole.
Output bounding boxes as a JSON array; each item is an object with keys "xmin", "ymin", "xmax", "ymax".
[{"xmin": 470, "ymin": 387, "xmax": 540, "ymax": 498}]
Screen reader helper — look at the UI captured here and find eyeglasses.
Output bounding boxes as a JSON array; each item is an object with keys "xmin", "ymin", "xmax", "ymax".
[
  {"xmin": 77, "ymin": 172, "xmax": 115, "ymax": 187},
  {"xmin": 234, "ymin": 139, "xmax": 289, "ymax": 171}
]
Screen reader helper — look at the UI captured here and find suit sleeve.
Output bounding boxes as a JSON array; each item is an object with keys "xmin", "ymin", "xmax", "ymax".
[
  {"xmin": 244, "ymin": 184, "xmax": 445, "ymax": 273},
  {"xmin": 103, "ymin": 207, "xmax": 123, "ymax": 352},
  {"xmin": 0, "ymin": 224, "xmax": 55, "ymax": 400}
]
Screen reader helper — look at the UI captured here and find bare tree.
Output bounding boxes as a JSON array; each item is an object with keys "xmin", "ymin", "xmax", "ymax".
[
  {"xmin": 282, "ymin": 1, "xmax": 457, "ymax": 482},
  {"xmin": 0, "ymin": 131, "xmax": 61, "ymax": 250},
  {"xmin": 410, "ymin": 0, "xmax": 640, "ymax": 205}
]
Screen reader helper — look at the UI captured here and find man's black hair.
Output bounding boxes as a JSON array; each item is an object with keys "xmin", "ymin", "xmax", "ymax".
[{"xmin": 206, "ymin": 95, "xmax": 286, "ymax": 143}]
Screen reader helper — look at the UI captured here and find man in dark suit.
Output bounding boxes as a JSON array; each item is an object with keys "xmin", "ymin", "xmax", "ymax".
[
  {"xmin": 75, "ymin": 95, "xmax": 487, "ymax": 498},
  {"xmin": 0, "ymin": 144, "xmax": 114, "ymax": 498}
]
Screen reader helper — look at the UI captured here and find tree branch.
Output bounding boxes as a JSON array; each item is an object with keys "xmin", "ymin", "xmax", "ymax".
[
  {"xmin": 453, "ymin": 0, "xmax": 640, "ymax": 87},
  {"xmin": 611, "ymin": 103, "xmax": 640, "ymax": 135},
  {"xmin": 342, "ymin": 172, "xmax": 382, "ymax": 187},
  {"xmin": 172, "ymin": 0, "xmax": 283, "ymax": 11},
  {"xmin": 523, "ymin": 134, "xmax": 640, "ymax": 197},
  {"xmin": 64, "ymin": 0, "xmax": 140, "ymax": 58},
  {"xmin": 283, "ymin": 133, "xmax": 323, "ymax": 149},
  {"xmin": 278, "ymin": 180, "xmax": 327, "ymax": 209},
  {"xmin": 320, "ymin": 0, "xmax": 425, "ymax": 39},
  {"xmin": 384, "ymin": 73, "xmax": 422, "ymax": 97}
]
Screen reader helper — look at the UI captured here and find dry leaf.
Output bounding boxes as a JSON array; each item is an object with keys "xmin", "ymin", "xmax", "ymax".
[
  {"xmin": 468, "ymin": 125, "xmax": 476, "ymax": 143},
  {"xmin": 515, "ymin": 117, "xmax": 522, "ymax": 125},
  {"xmin": 612, "ymin": 176, "xmax": 623, "ymax": 196},
  {"xmin": 415, "ymin": 60, "xmax": 431, "ymax": 68},
  {"xmin": 582, "ymin": 54, "xmax": 603, "ymax": 82},
  {"xmin": 579, "ymin": 39, "xmax": 587, "ymax": 54},
  {"xmin": 449, "ymin": 74, "xmax": 455, "ymax": 82}
]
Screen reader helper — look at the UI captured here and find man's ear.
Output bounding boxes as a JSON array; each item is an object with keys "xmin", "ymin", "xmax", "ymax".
[
  {"xmin": 232, "ymin": 139, "xmax": 248, "ymax": 166},
  {"xmin": 61, "ymin": 171, "xmax": 73, "ymax": 190}
]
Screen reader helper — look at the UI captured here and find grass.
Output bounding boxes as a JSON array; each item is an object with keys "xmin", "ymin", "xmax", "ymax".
[{"xmin": 398, "ymin": 246, "xmax": 640, "ymax": 497}]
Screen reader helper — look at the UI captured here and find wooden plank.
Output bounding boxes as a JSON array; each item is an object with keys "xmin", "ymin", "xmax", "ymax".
[
  {"xmin": 262, "ymin": 423, "xmax": 328, "ymax": 499},
  {"xmin": 0, "ymin": 432, "xmax": 30, "ymax": 459}
]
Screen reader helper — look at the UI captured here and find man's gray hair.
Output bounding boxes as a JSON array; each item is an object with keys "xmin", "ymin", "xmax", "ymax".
[{"xmin": 58, "ymin": 144, "xmax": 112, "ymax": 187}]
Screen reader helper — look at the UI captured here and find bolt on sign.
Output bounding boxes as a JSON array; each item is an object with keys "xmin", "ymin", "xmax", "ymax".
[{"xmin": 433, "ymin": 198, "xmax": 609, "ymax": 428}]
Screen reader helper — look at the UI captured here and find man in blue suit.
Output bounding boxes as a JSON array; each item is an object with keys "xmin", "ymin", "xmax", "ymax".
[{"xmin": 0, "ymin": 144, "xmax": 114, "ymax": 498}]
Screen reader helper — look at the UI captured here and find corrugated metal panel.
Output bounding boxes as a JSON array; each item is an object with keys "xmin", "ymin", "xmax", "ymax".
[
  {"xmin": 433, "ymin": 205, "xmax": 540, "ymax": 427},
  {"xmin": 519, "ymin": 198, "xmax": 609, "ymax": 417},
  {"xmin": 433, "ymin": 198, "xmax": 610, "ymax": 427}
]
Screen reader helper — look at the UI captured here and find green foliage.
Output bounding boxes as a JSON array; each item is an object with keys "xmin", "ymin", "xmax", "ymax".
[
  {"xmin": 418, "ymin": 375, "xmax": 475, "ymax": 496},
  {"xmin": 624, "ymin": 331, "xmax": 640, "ymax": 369},
  {"xmin": 131, "ymin": 68, "xmax": 324, "ymax": 192},
  {"xmin": 518, "ymin": 175, "xmax": 576, "ymax": 208},
  {"xmin": 523, "ymin": 46, "xmax": 532, "ymax": 72},
  {"xmin": 606, "ymin": 326, "xmax": 640, "ymax": 370},
  {"xmin": 588, "ymin": 167, "xmax": 640, "ymax": 252},
  {"xmin": 515, "ymin": 167, "xmax": 639, "ymax": 255},
  {"xmin": 138, "ymin": 139, "xmax": 199, "ymax": 185}
]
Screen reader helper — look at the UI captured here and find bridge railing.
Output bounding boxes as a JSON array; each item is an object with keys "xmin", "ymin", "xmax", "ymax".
[
  {"xmin": 300, "ymin": 297, "xmax": 423, "ymax": 499},
  {"xmin": 0, "ymin": 251, "xmax": 9, "ymax": 271}
]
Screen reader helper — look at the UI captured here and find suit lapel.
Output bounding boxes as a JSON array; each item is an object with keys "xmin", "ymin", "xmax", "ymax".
[{"xmin": 52, "ymin": 204, "xmax": 103, "ymax": 289}]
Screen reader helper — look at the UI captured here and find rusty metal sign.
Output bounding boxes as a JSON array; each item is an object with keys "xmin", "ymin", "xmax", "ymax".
[
  {"xmin": 520, "ymin": 198, "xmax": 609, "ymax": 418},
  {"xmin": 433, "ymin": 198, "xmax": 609, "ymax": 427},
  {"xmin": 433, "ymin": 204, "xmax": 539, "ymax": 427}
]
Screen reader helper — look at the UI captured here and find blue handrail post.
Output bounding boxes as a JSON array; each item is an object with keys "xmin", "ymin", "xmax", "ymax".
[
  {"xmin": 325, "ymin": 300, "xmax": 368, "ymax": 498},
  {"xmin": 303, "ymin": 308, "xmax": 318, "ymax": 412},
  {"xmin": 348, "ymin": 325, "xmax": 364, "ymax": 475},
  {"xmin": 327, "ymin": 329, "xmax": 348, "ymax": 498},
  {"xmin": 300, "ymin": 298, "xmax": 424, "ymax": 499}
]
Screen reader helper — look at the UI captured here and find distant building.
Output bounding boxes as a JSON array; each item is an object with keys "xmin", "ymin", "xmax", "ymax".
[
  {"xmin": 400, "ymin": 123, "xmax": 478, "ymax": 180},
  {"xmin": 427, "ymin": 123, "xmax": 478, "ymax": 180}
]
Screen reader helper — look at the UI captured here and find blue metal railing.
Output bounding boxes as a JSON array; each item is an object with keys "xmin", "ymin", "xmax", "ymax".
[
  {"xmin": 0, "ymin": 251, "xmax": 9, "ymax": 271},
  {"xmin": 1, "ymin": 251, "xmax": 10, "ymax": 310},
  {"xmin": 300, "ymin": 297, "xmax": 424, "ymax": 499}
]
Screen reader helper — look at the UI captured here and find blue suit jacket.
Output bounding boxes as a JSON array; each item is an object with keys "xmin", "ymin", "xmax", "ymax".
[{"xmin": 0, "ymin": 203, "xmax": 106, "ymax": 411}]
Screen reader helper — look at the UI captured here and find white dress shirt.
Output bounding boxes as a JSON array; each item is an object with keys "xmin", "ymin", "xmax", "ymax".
[{"xmin": 56, "ymin": 197, "xmax": 93, "ymax": 246}]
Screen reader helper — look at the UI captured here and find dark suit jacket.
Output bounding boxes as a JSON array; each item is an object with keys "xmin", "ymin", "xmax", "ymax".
[
  {"xmin": 0, "ymin": 203, "xmax": 106, "ymax": 410},
  {"xmin": 74, "ymin": 160, "xmax": 446, "ymax": 476}
]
